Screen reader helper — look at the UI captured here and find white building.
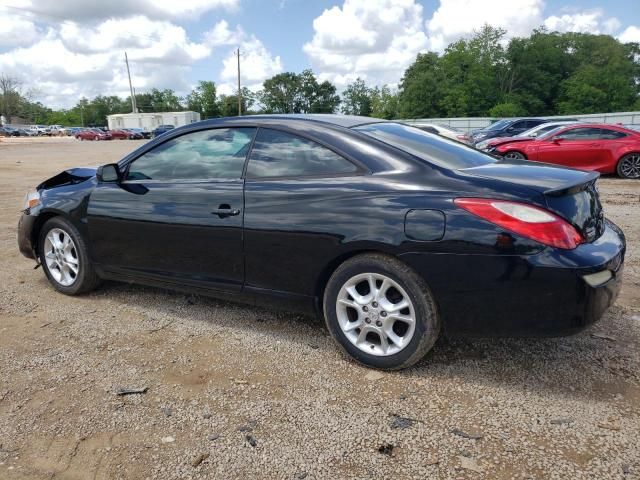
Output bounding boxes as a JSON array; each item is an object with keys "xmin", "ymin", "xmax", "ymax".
[{"xmin": 106, "ymin": 111, "xmax": 201, "ymax": 132}]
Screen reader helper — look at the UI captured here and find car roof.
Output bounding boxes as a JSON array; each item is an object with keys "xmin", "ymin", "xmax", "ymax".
[{"xmin": 199, "ymin": 114, "xmax": 385, "ymax": 129}]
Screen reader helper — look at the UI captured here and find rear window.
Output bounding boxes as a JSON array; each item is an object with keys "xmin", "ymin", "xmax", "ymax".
[{"xmin": 354, "ymin": 122, "xmax": 496, "ymax": 169}]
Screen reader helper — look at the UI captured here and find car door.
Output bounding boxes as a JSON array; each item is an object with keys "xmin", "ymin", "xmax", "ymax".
[
  {"xmin": 242, "ymin": 128, "xmax": 364, "ymax": 303},
  {"xmin": 534, "ymin": 127, "xmax": 602, "ymax": 168},
  {"xmin": 86, "ymin": 127, "xmax": 256, "ymax": 291}
]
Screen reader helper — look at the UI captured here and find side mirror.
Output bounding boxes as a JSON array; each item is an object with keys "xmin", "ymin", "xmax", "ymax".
[
  {"xmin": 96, "ymin": 163, "xmax": 120, "ymax": 183},
  {"xmin": 552, "ymin": 137, "xmax": 563, "ymax": 144}
]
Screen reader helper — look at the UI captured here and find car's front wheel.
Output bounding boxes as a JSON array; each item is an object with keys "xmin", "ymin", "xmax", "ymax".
[
  {"xmin": 616, "ymin": 153, "xmax": 640, "ymax": 179},
  {"xmin": 503, "ymin": 151, "xmax": 526, "ymax": 159},
  {"xmin": 38, "ymin": 217, "xmax": 101, "ymax": 295},
  {"xmin": 323, "ymin": 254, "xmax": 440, "ymax": 370}
]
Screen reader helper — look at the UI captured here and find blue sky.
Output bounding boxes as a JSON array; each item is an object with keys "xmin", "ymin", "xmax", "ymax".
[{"xmin": 0, "ymin": 0, "xmax": 639, "ymax": 108}]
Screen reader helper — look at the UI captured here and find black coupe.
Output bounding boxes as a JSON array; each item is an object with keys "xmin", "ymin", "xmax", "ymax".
[{"xmin": 18, "ymin": 115, "xmax": 625, "ymax": 370}]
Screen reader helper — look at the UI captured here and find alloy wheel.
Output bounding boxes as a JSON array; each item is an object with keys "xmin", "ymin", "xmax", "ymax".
[
  {"xmin": 336, "ymin": 273, "xmax": 416, "ymax": 356},
  {"xmin": 503, "ymin": 151, "xmax": 524, "ymax": 159},
  {"xmin": 43, "ymin": 228, "xmax": 79, "ymax": 286},
  {"xmin": 619, "ymin": 154, "xmax": 640, "ymax": 179}
]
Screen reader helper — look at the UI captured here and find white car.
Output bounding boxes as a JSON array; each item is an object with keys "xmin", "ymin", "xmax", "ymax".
[
  {"xmin": 475, "ymin": 121, "xmax": 578, "ymax": 150},
  {"xmin": 410, "ymin": 123, "xmax": 472, "ymax": 144}
]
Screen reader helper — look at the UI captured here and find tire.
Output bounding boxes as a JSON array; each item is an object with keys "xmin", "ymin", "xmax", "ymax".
[
  {"xmin": 616, "ymin": 153, "xmax": 640, "ymax": 179},
  {"xmin": 38, "ymin": 217, "xmax": 101, "ymax": 295},
  {"xmin": 323, "ymin": 253, "xmax": 440, "ymax": 370},
  {"xmin": 502, "ymin": 151, "xmax": 525, "ymax": 160}
]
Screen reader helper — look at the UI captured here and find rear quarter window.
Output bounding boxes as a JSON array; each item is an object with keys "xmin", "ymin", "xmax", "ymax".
[{"xmin": 354, "ymin": 122, "xmax": 496, "ymax": 169}]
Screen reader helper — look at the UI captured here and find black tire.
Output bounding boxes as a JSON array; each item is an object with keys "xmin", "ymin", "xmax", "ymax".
[
  {"xmin": 323, "ymin": 253, "xmax": 440, "ymax": 370},
  {"xmin": 38, "ymin": 217, "xmax": 101, "ymax": 295},
  {"xmin": 616, "ymin": 153, "xmax": 640, "ymax": 179},
  {"xmin": 502, "ymin": 151, "xmax": 526, "ymax": 160}
]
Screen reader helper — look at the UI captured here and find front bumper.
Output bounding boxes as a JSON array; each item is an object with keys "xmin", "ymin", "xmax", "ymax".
[
  {"xmin": 18, "ymin": 212, "xmax": 37, "ymax": 260},
  {"xmin": 399, "ymin": 220, "xmax": 626, "ymax": 337}
]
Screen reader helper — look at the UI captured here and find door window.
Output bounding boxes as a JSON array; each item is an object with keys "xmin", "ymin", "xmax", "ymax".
[
  {"xmin": 126, "ymin": 128, "xmax": 256, "ymax": 181},
  {"xmin": 246, "ymin": 128, "xmax": 358, "ymax": 178},
  {"xmin": 554, "ymin": 127, "xmax": 602, "ymax": 140}
]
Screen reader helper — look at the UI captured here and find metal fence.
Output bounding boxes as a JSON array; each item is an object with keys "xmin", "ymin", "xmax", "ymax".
[{"xmin": 402, "ymin": 111, "xmax": 640, "ymax": 133}]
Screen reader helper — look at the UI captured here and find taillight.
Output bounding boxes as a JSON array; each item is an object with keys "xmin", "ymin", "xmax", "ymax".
[{"xmin": 454, "ymin": 198, "xmax": 583, "ymax": 249}]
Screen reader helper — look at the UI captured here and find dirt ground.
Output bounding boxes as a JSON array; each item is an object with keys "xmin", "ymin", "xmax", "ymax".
[{"xmin": 0, "ymin": 136, "xmax": 639, "ymax": 479}]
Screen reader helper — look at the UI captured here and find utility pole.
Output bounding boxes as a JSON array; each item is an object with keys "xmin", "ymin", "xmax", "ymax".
[
  {"xmin": 125, "ymin": 51, "xmax": 137, "ymax": 113},
  {"xmin": 236, "ymin": 48, "xmax": 242, "ymax": 116}
]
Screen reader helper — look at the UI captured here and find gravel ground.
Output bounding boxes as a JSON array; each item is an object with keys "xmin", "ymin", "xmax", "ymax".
[{"xmin": 0, "ymin": 136, "xmax": 639, "ymax": 479}]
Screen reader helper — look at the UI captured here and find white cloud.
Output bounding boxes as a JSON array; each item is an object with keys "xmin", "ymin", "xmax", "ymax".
[
  {"xmin": 544, "ymin": 9, "xmax": 621, "ymax": 34},
  {"xmin": 0, "ymin": 0, "xmax": 238, "ymax": 22},
  {"xmin": 303, "ymin": 0, "xmax": 428, "ymax": 87},
  {"xmin": 0, "ymin": 10, "xmax": 40, "ymax": 47},
  {"xmin": 426, "ymin": 0, "xmax": 544, "ymax": 51},
  {"xmin": 0, "ymin": 15, "xmax": 228, "ymax": 107},
  {"xmin": 217, "ymin": 26, "xmax": 283, "ymax": 94},
  {"xmin": 618, "ymin": 25, "xmax": 640, "ymax": 43}
]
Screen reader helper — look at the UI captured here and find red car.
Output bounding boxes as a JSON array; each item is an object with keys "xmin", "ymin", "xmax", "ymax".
[
  {"xmin": 492, "ymin": 123, "xmax": 640, "ymax": 179},
  {"xmin": 75, "ymin": 129, "xmax": 112, "ymax": 141},
  {"xmin": 109, "ymin": 129, "xmax": 144, "ymax": 140}
]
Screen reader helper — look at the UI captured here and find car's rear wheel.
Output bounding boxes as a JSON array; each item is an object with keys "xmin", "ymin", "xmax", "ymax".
[
  {"xmin": 38, "ymin": 217, "xmax": 101, "ymax": 295},
  {"xmin": 616, "ymin": 153, "xmax": 640, "ymax": 179},
  {"xmin": 323, "ymin": 253, "xmax": 440, "ymax": 370},
  {"xmin": 503, "ymin": 151, "xmax": 525, "ymax": 159}
]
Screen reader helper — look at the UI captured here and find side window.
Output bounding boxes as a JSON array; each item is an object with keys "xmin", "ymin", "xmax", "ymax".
[
  {"xmin": 598, "ymin": 129, "xmax": 627, "ymax": 140},
  {"xmin": 246, "ymin": 128, "xmax": 359, "ymax": 178},
  {"xmin": 556, "ymin": 127, "xmax": 601, "ymax": 140},
  {"xmin": 126, "ymin": 128, "xmax": 256, "ymax": 181}
]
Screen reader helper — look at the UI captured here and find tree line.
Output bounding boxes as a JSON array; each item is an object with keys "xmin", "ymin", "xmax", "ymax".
[{"xmin": 1, "ymin": 26, "xmax": 638, "ymax": 126}]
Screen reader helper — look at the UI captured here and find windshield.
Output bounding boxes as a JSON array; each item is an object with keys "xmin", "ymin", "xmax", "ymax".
[
  {"xmin": 355, "ymin": 122, "xmax": 496, "ymax": 169},
  {"xmin": 485, "ymin": 119, "xmax": 512, "ymax": 131},
  {"xmin": 537, "ymin": 126, "xmax": 566, "ymax": 140}
]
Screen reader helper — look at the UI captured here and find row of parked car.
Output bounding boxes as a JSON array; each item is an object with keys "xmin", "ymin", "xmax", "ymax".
[
  {"xmin": 414, "ymin": 118, "xmax": 640, "ymax": 179},
  {"xmin": 1, "ymin": 124, "xmax": 176, "ymax": 140}
]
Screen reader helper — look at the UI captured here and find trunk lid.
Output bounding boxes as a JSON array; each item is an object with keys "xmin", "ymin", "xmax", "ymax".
[{"xmin": 461, "ymin": 159, "xmax": 604, "ymax": 243}]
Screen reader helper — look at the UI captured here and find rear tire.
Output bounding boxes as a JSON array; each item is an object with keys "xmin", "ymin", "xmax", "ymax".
[
  {"xmin": 38, "ymin": 217, "xmax": 101, "ymax": 295},
  {"xmin": 323, "ymin": 253, "xmax": 440, "ymax": 370},
  {"xmin": 616, "ymin": 153, "xmax": 640, "ymax": 179}
]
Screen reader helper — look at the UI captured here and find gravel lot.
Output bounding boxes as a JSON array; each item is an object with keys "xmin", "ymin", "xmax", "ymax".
[{"xmin": 0, "ymin": 136, "xmax": 639, "ymax": 479}]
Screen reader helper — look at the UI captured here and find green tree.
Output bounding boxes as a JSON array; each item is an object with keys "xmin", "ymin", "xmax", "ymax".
[
  {"xmin": 341, "ymin": 78, "xmax": 372, "ymax": 116},
  {"xmin": 260, "ymin": 72, "xmax": 301, "ymax": 113},
  {"xmin": 186, "ymin": 81, "xmax": 220, "ymax": 118},
  {"xmin": 370, "ymin": 85, "xmax": 398, "ymax": 119},
  {"xmin": 218, "ymin": 87, "xmax": 255, "ymax": 117},
  {"xmin": 397, "ymin": 52, "xmax": 445, "ymax": 118},
  {"xmin": 298, "ymin": 69, "xmax": 340, "ymax": 113}
]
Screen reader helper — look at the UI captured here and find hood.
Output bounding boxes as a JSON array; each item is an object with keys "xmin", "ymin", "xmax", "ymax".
[
  {"xmin": 487, "ymin": 136, "xmax": 530, "ymax": 147},
  {"xmin": 460, "ymin": 159, "xmax": 599, "ymax": 195},
  {"xmin": 38, "ymin": 166, "xmax": 97, "ymax": 190}
]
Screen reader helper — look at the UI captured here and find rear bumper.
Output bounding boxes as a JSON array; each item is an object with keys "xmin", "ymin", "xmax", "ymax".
[
  {"xmin": 18, "ymin": 212, "xmax": 37, "ymax": 260},
  {"xmin": 400, "ymin": 220, "xmax": 626, "ymax": 337}
]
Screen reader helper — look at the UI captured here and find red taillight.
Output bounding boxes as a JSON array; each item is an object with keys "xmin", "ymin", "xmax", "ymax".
[{"xmin": 454, "ymin": 198, "xmax": 583, "ymax": 249}]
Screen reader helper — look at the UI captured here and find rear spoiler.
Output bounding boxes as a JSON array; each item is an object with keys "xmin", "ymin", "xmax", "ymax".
[{"xmin": 544, "ymin": 170, "xmax": 599, "ymax": 197}]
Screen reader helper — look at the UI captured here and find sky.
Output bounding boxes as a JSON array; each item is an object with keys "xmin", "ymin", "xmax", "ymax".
[{"xmin": 0, "ymin": 0, "xmax": 639, "ymax": 109}]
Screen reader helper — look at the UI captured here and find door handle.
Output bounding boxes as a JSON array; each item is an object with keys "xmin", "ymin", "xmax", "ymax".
[{"xmin": 212, "ymin": 204, "xmax": 240, "ymax": 218}]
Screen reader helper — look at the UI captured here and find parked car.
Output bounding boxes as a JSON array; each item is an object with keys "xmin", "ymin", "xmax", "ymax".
[
  {"xmin": 475, "ymin": 121, "xmax": 579, "ymax": 151},
  {"xmin": 124, "ymin": 128, "xmax": 150, "ymax": 139},
  {"xmin": 18, "ymin": 115, "xmax": 625, "ymax": 370},
  {"xmin": 0, "ymin": 126, "xmax": 20, "ymax": 137},
  {"xmin": 28, "ymin": 125, "xmax": 48, "ymax": 136},
  {"xmin": 65, "ymin": 127, "xmax": 83, "ymax": 136},
  {"xmin": 18, "ymin": 127, "xmax": 37, "ymax": 137},
  {"xmin": 47, "ymin": 125, "xmax": 64, "ymax": 136},
  {"xmin": 75, "ymin": 128, "xmax": 112, "ymax": 141},
  {"xmin": 470, "ymin": 118, "xmax": 549, "ymax": 145},
  {"xmin": 152, "ymin": 124, "xmax": 175, "ymax": 137},
  {"xmin": 411, "ymin": 123, "xmax": 472, "ymax": 144},
  {"xmin": 109, "ymin": 129, "xmax": 145, "ymax": 140},
  {"xmin": 491, "ymin": 123, "xmax": 640, "ymax": 178}
]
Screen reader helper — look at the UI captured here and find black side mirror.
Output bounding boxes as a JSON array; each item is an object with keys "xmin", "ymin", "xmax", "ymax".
[{"xmin": 96, "ymin": 163, "xmax": 120, "ymax": 183}]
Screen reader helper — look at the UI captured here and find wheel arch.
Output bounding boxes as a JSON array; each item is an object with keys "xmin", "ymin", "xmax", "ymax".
[
  {"xmin": 30, "ymin": 210, "xmax": 73, "ymax": 254},
  {"xmin": 501, "ymin": 149, "xmax": 527, "ymax": 159},
  {"xmin": 313, "ymin": 249, "xmax": 413, "ymax": 316}
]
